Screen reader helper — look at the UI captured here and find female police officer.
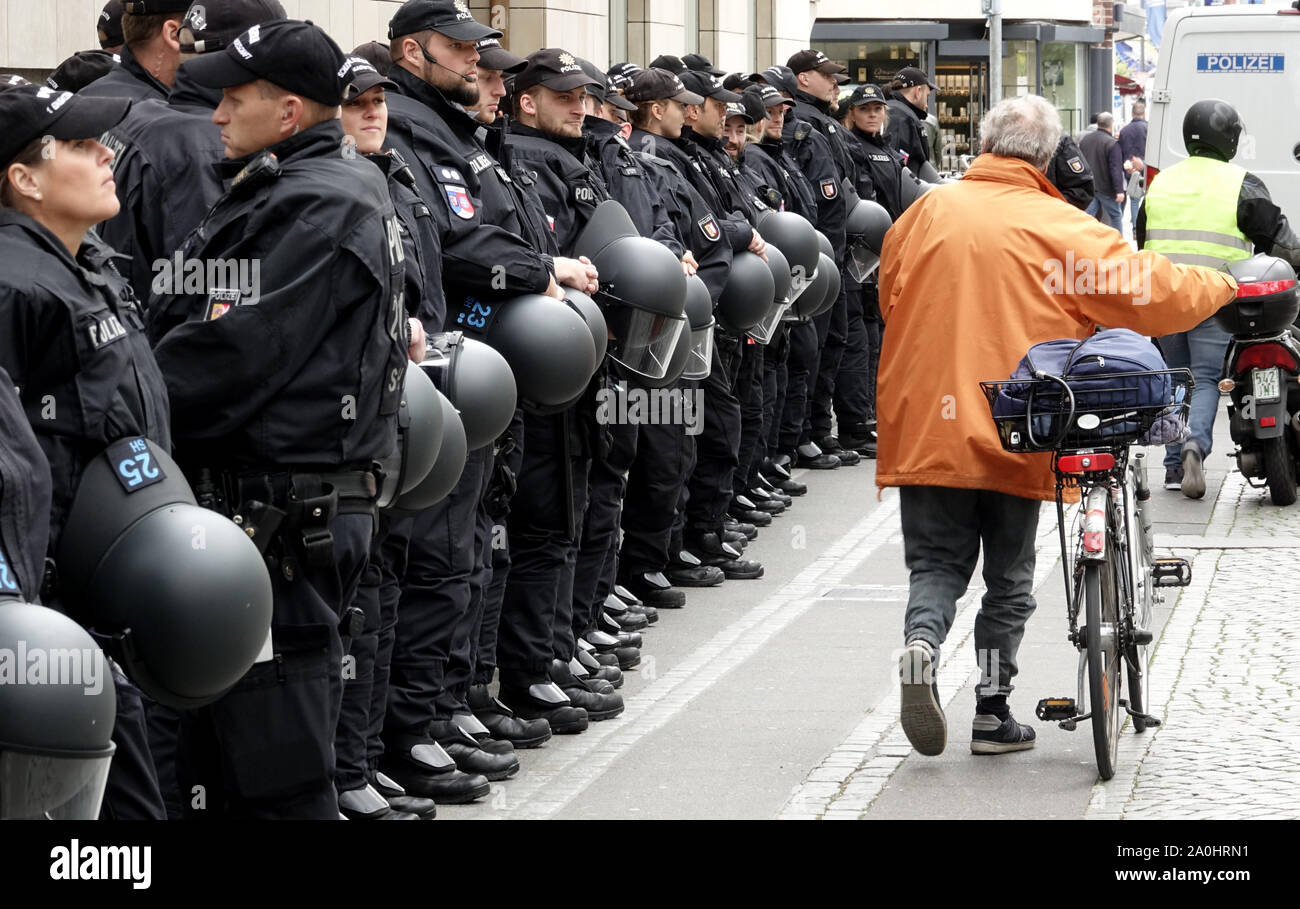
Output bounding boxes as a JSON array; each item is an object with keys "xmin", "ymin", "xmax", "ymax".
[{"xmin": 0, "ymin": 84, "xmax": 171, "ymax": 819}]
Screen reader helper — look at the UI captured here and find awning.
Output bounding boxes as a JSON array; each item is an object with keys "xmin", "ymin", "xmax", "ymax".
[
  {"xmin": 810, "ymin": 21, "xmax": 950, "ymax": 41},
  {"xmin": 1115, "ymin": 74, "xmax": 1144, "ymax": 96}
]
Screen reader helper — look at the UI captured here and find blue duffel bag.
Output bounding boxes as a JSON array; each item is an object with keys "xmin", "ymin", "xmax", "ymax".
[{"xmin": 992, "ymin": 329, "xmax": 1184, "ymax": 447}]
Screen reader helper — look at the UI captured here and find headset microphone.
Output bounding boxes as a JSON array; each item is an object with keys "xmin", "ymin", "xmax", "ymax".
[{"xmin": 421, "ymin": 45, "xmax": 475, "ymax": 82}]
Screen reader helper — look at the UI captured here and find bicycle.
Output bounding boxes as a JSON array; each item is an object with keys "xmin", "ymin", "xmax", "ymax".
[{"xmin": 980, "ymin": 367, "xmax": 1195, "ymax": 779}]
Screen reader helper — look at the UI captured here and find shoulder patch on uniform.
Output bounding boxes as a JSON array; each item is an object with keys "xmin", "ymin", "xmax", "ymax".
[
  {"xmin": 793, "ymin": 123, "xmax": 810, "ymax": 141},
  {"xmin": 697, "ymin": 214, "xmax": 721, "ymax": 242},
  {"xmin": 1067, "ymin": 156, "xmax": 1085, "ymax": 174},
  {"xmin": 437, "ymin": 166, "xmax": 466, "ymax": 183},
  {"xmin": 819, "ymin": 178, "xmax": 839, "ymax": 200},
  {"xmin": 444, "ymin": 184, "xmax": 475, "ymax": 219}
]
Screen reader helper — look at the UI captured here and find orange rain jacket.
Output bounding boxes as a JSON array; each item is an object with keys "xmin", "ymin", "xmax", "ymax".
[{"xmin": 876, "ymin": 154, "xmax": 1238, "ymax": 502}]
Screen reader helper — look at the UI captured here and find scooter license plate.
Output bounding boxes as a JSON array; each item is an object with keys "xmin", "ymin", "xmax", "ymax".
[{"xmin": 1253, "ymin": 367, "xmax": 1281, "ymax": 404}]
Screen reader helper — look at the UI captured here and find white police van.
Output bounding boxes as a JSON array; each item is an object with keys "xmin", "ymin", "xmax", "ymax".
[{"xmin": 1147, "ymin": 3, "xmax": 1300, "ymax": 220}]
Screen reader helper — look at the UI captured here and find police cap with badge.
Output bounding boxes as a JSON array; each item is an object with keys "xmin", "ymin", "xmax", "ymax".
[
  {"xmin": 679, "ymin": 69, "xmax": 743, "ymax": 104},
  {"xmin": 387, "ymin": 0, "xmax": 501, "ymax": 41},
  {"xmin": 846, "ymin": 83, "xmax": 888, "ymax": 108},
  {"xmin": 179, "ymin": 0, "xmax": 288, "ymax": 54},
  {"xmin": 513, "ymin": 48, "xmax": 603, "ymax": 94},
  {"xmin": 185, "ymin": 17, "xmax": 349, "ymax": 106},
  {"xmin": 787, "ymin": 49, "xmax": 847, "ymax": 77}
]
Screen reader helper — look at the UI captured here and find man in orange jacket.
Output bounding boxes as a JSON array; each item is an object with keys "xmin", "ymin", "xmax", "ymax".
[{"xmin": 877, "ymin": 95, "xmax": 1236, "ymax": 758}]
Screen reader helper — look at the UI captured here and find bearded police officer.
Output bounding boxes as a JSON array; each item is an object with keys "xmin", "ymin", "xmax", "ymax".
[{"xmin": 147, "ymin": 19, "xmax": 406, "ymax": 819}]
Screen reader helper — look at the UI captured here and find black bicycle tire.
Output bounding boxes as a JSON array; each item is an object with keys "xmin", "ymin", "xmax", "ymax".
[{"xmin": 1085, "ymin": 561, "xmax": 1120, "ymax": 780}]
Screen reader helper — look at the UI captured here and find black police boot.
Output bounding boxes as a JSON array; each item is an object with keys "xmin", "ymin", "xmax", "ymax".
[
  {"xmin": 467, "ymin": 683, "xmax": 555, "ymax": 748},
  {"xmin": 720, "ymin": 530, "xmax": 749, "ymax": 550},
  {"xmin": 612, "ymin": 584, "xmax": 642, "ymax": 606},
  {"xmin": 686, "ymin": 532, "xmax": 766, "ymax": 580},
  {"xmin": 605, "ymin": 592, "xmax": 659, "ymax": 625},
  {"xmin": 762, "ymin": 471, "xmax": 807, "ymax": 496},
  {"xmin": 549, "ymin": 660, "xmax": 625, "ymax": 722},
  {"xmin": 725, "ymin": 518, "xmax": 759, "ymax": 541},
  {"xmin": 565, "ymin": 656, "xmax": 616, "ymax": 695},
  {"xmin": 728, "ymin": 498, "xmax": 773, "ymax": 526},
  {"xmin": 338, "ymin": 783, "xmax": 422, "ymax": 820},
  {"xmin": 449, "ymin": 711, "xmax": 515, "ymax": 755},
  {"xmin": 370, "ymin": 771, "xmax": 438, "ymax": 819},
  {"xmin": 379, "ymin": 737, "xmax": 492, "ymax": 805},
  {"xmin": 497, "ymin": 680, "xmax": 591, "ymax": 735},
  {"xmin": 737, "ymin": 492, "xmax": 785, "ymax": 516},
  {"xmin": 621, "ymin": 570, "xmax": 686, "ymax": 609},
  {"xmin": 749, "ymin": 484, "xmax": 793, "ymax": 509},
  {"xmin": 428, "ymin": 720, "xmax": 520, "ymax": 782},
  {"xmin": 606, "ymin": 604, "xmax": 649, "ymax": 632},
  {"xmin": 817, "ymin": 435, "xmax": 861, "ymax": 466},
  {"xmin": 665, "ymin": 548, "xmax": 726, "ymax": 587},
  {"xmin": 754, "ymin": 475, "xmax": 796, "ymax": 505},
  {"xmin": 838, "ymin": 421, "xmax": 877, "ymax": 458},
  {"xmin": 575, "ymin": 643, "xmax": 624, "ymax": 689},
  {"xmin": 762, "ymin": 456, "xmax": 792, "ymax": 480},
  {"xmin": 595, "ymin": 616, "xmax": 643, "ymax": 650},
  {"xmin": 796, "ymin": 441, "xmax": 840, "ymax": 469},
  {"xmin": 585, "ymin": 632, "xmax": 642, "ymax": 670}
]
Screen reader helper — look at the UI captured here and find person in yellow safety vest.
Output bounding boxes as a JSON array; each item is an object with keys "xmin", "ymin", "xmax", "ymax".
[{"xmin": 1138, "ymin": 98, "xmax": 1300, "ymax": 500}]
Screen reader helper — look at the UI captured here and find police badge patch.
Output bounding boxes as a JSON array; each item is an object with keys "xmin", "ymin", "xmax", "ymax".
[
  {"xmin": 819, "ymin": 179, "xmax": 838, "ymax": 200},
  {"xmin": 1067, "ymin": 156, "xmax": 1085, "ymax": 174},
  {"xmin": 698, "ymin": 215, "xmax": 721, "ymax": 242},
  {"xmin": 444, "ymin": 184, "xmax": 475, "ymax": 219}
]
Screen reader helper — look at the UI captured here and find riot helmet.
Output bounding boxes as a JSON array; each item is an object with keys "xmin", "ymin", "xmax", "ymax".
[
  {"xmin": 389, "ymin": 390, "xmax": 468, "ymax": 514},
  {"xmin": 563, "ymin": 289, "xmax": 609, "ymax": 364},
  {"xmin": 681, "ymin": 273, "xmax": 716, "ymax": 380},
  {"xmin": 754, "ymin": 209, "xmax": 819, "ymax": 300},
  {"xmin": 1184, "ymin": 99, "xmax": 1243, "ymax": 161},
  {"xmin": 717, "ymin": 250, "xmax": 776, "ymax": 333},
  {"xmin": 898, "ymin": 170, "xmax": 931, "ymax": 211},
  {"xmin": 0, "ymin": 603, "xmax": 116, "ymax": 819},
  {"xmin": 575, "ymin": 201, "xmax": 688, "ymax": 383},
  {"xmin": 484, "ymin": 293, "xmax": 598, "ymax": 410},
  {"xmin": 749, "ymin": 244, "xmax": 793, "ymax": 344},
  {"xmin": 806, "ymin": 252, "xmax": 841, "ymax": 319},
  {"xmin": 376, "ymin": 360, "xmax": 444, "ymax": 510},
  {"xmin": 844, "ymin": 196, "xmax": 892, "ymax": 283},
  {"xmin": 422, "ymin": 332, "xmax": 517, "ymax": 450},
  {"xmin": 56, "ymin": 440, "xmax": 273, "ymax": 710},
  {"xmin": 785, "ymin": 253, "xmax": 829, "ymax": 322}
]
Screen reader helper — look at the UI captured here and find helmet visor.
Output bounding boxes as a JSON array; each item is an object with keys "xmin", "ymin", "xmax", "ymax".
[
  {"xmin": 607, "ymin": 307, "xmax": 687, "ymax": 382},
  {"xmin": 787, "ymin": 268, "xmax": 815, "ymax": 304},
  {"xmin": 846, "ymin": 238, "xmax": 881, "ymax": 283},
  {"xmin": 0, "ymin": 748, "xmax": 113, "ymax": 819},
  {"xmin": 683, "ymin": 323, "xmax": 714, "ymax": 380},
  {"xmin": 747, "ymin": 298, "xmax": 792, "ymax": 344}
]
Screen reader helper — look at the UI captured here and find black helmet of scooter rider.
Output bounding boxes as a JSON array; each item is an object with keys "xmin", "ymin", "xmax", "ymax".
[
  {"xmin": 484, "ymin": 292, "xmax": 598, "ymax": 410},
  {"xmin": 718, "ymin": 250, "xmax": 776, "ymax": 332},
  {"xmin": 1183, "ymin": 99, "xmax": 1243, "ymax": 161},
  {"xmin": 754, "ymin": 208, "xmax": 819, "ymax": 300},
  {"xmin": 749, "ymin": 244, "xmax": 792, "ymax": 344},
  {"xmin": 55, "ymin": 440, "xmax": 273, "ymax": 710},
  {"xmin": 389, "ymin": 389, "xmax": 468, "ymax": 515},
  {"xmin": 422, "ymin": 332, "xmax": 517, "ymax": 450},
  {"xmin": 0, "ymin": 602, "xmax": 116, "ymax": 819},
  {"xmin": 575, "ymin": 201, "xmax": 688, "ymax": 383},
  {"xmin": 376, "ymin": 360, "xmax": 444, "ymax": 509},
  {"xmin": 844, "ymin": 190, "xmax": 893, "ymax": 283}
]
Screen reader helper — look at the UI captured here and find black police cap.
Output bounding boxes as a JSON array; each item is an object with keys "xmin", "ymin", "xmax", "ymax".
[
  {"xmin": 98, "ymin": 1, "xmax": 125, "ymax": 49},
  {"xmin": 186, "ymin": 19, "xmax": 347, "ymax": 106},
  {"xmin": 339, "ymin": 55, "xmax": 398, "ymax": 100},
  {"xmin": 514, "ymin": 49, "xmax": 601, "ymax": 94},
  {"xmin": 388, "ymin": 0, "xmax": 500, "ymax": 42},
  {"xmin": 894, "ymin": 66, "xmax": 937, "ymax": 89},
  {"xmin": 579, "ymin": 58, "xmax": 636, "ymax": 112},
  {"xmin": 352, "ymin": 41, "xmax": 393, "ymax": 75},
  {"xmin": 682, "ymin": 53, "xmax": 725, "ymax": 77},
  {"xmin": 476, "ymin": 36, "xmax": 526, "ymax": 74},
  {"xmin": 847, "ymin": 83, "xmax": 888, "ymax": 107},
  {"xmin": 679, "ymin": 70, "xmax": 742, "ymax": 104},
  {"xmin": 47, "ymin": 50, "xmax": 119, "ymax": 94},
  {"xmin": 753, "ymin": 82, "xmax": 793, "ymax": 110},
  {"xmin": 624, "ymin": 68, "xmax": 703, "ymax": 106},
  {"xmin": 0, "ymin": 74, "xmax": 32, "ymax": 92},
  {"xmin": 752, "ymin": 65, "xmax": 797, "ymax": 98},
  {"xmin": 787, "ymin": 49, "xmax": 846, "ymax": 76},
  {"xmin": 648, "ymin": 54, "xmax": 687, "ymax": 75},
  {"xmin": 0, "ymin": 84, "xmax": 131, "ymax": 166},
  {"xmin": 179, "ymin": 0, "xmax": 288, "ymax": 54},
  {"xmin": 606, "ymin": 61, "xmax": 642, "ymax": 90}
]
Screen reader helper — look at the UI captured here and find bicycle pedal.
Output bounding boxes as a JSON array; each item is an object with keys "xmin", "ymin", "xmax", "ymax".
[
  {"xmin": 1036, "ymin": 696, "xmax": 1076, "ymax": 722},
  {"xmin": 1152, "ymin": 557, "xmax": 1191, "ymax": 587}
]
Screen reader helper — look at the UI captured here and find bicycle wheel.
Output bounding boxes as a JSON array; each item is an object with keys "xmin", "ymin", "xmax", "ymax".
[
  {"xmin": 1126, "ymin": 465, "xmax": 1153, "ymax": 733},
  {"xmin": 1084, "ymin": 560, "xmax": 1121, "ymax": 780}
]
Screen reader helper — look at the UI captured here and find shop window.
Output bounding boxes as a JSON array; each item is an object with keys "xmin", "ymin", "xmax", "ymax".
[{"xmin": 812, "ymin": 41, "xmax": 926, "ymax": 87}]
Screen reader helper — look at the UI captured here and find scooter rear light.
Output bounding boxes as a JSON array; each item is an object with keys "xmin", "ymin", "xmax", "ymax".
[
  {"xmin": 1058, "ymin": 453, "xmax": 1116, "ymax": 474},
  {"xmin": 1235, "ymin": 279, "xmax": 1298, "ymax": 298},
  {"xmin": 1261, "ymin": 416, "xmax": 1278, "ymax": 428},
  {"xmin": 1233, "ymin": 343, "xmax": 1299, "ymax": 373}
]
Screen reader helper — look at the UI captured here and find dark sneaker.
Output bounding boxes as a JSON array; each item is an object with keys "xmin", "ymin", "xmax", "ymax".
[
  {"xmin": 970, "ymin": 712, "xmax": 1037, "ymax": 755},
  {"xmin": 1163, "ymin": 465, "xmax": 1184, "ymax": 491},
  {"xmin": 899, "ymin": 640, "xmax": 945, "ymax": 756},
  {"xmin": 1181, "ymin": 442, "xmax": 1206, "ymax": 500}
]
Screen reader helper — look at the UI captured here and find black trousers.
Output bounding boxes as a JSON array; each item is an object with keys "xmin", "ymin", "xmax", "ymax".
[
  {"xmin": 367, "ymin": 513, "xmax": 407, "ymax": 775},
  {"xmin": 780, "ymin": 320, "xmax": 820, "ymax": 451},
  {"xmin": 177, "ymin": 512, "xmax": 372, "ymax": 819},
  {"xmin": 686, "ymin": 339, "xmax": 741, "ymax": 538},
  {"xmin": 442, "ymin": 446, "xmax": 498, "ymax": 709},
  {"xmin": 760, "ymin": 326, "xmax": 789, "ymax": 471},
  {"xmin": 810, "ymin": 283, "xmax": 849, "ymax": 439},
  {"xmin": 473, "ymin": 414, "xmax": 524, "ymax": 688},
  {"xmin": 619, "ymin": 398, "xmax": 691, "ymax": 576},
  {"xmin": 572, "ymin": 417, "xmax": 637, "ymax": 643},
  {"xmin": 833, "ymin": 284, "xmax": 873, "ymax": 428},
  {"xmin": 733, "ymin": 341, "xmax": 766, "ymax": 498},
  {"xmin": 101, "ymin": 667, "xmax": 167, "ymax": 820},
  {"xmin": 334, "ymin": 524, "xmax": 385, "ymax": 792}
]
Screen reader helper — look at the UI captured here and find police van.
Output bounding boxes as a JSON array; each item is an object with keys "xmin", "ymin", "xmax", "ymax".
[{"xmin": 1146, "ymin": 3, "xmax": 1300, "ymax": 221}]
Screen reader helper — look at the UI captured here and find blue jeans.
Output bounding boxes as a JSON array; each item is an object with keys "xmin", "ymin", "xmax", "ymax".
[
  {"xmin": 1158, "ymin": 315, "xmax": 1231, "ymax": 468},
  {"xmin": 900, "ymin": 486, "xmax": 1041, "ymax": 699},
  {"xmin": 1086, "ymin": 193, "xmax": 1124, "ymax": 230}
]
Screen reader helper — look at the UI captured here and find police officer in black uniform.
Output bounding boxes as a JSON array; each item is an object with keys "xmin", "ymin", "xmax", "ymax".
[
  {"xmin": 148, "ymin": 19, "xmax": 406, "ymax": 819},
  {"xmin": 83, "ymin": 0, "xmax": 189, "ymax": 102},
  {"xmin": 0, "ymin": 371, "xmax": 51, "ymax": 610},
  {"xmin": 99, "ymin": 0, "xmax": 126, "ymax": 54},
  {"xmin": 884, "ymin": 66, "xmax": 936, "ymax": 177},
  {"xmin": 1046, "ymin": 132, "xmax": 1096, "ymax": 211},
  {"xmin": 0, "ymin": 84, "xmax": 171, "ymax": 819}
]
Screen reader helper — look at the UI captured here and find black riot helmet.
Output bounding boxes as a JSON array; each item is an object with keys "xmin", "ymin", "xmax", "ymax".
[
  {"xmin": 749, "ymin": 244, "xmax": 793, "ymax": 344},
  {"xmin": 376, "ymin": 360, "xmax": 444, "ymax": 510},
  {"xmin": 755, "ymin": 209, "xmax": 819, "ymax": 299},
  {"xmin": 681, "ymin": 273, "xmax": 715, "ymax": 381},
  {"xmin": 389, "ymin": 390, "xmax": 468, "ymax": 515},
  {"xmin": 575, "ymin": 201, "xmax": 688, "ymax": 383},
  {"xmin": 718, "ymin": 250, "xmax": 776, "ymax": 333},
  {"xmin": 786, "ymin": 252, "xmax": 828, "ymax": 322},
  {"xmin": 56, "ymin": 440, "xmax": 273, "ymax": 710},
  {"xmin": 815, "ymin": 229, "xmax": 833, "ymax": 260},
  {"xmin": 898, "ymin": 169, "xmax": 932, "ymax": 211},
  {"xmin": 563, "ymin": 289, "xmax": 609, "ymax": 364},
  {"xmin": 0, "ymin": 603, "xmax": 116, "ymax": 819},
  {"xmin": 422, "ymin": 332, "xmax": 517, "ymax": 450},
  {"xmin": 844, "ymin": 194, "xmax": 893, "ymax": 283},
  {"xmin": 806, "ymin": 252, "xmax": 841, "ymax": 319},
  {"xmin": 485, "ymin": 293, "xmax": 598, "ymax": 410},
  {"xmin": 1183, "ymin": 99, "xmax": 1244, "ymax": 161}
]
